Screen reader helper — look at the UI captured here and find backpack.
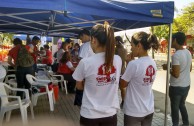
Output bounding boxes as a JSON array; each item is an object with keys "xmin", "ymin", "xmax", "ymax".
[{"xmin": 16, "ymin": 45, "xmax": 34, "ymax": 67}]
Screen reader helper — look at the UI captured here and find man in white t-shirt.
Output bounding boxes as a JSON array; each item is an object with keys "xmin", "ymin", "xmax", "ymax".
[
  {"xmin": 78, "ymin": 29, "xmax": 94, "ymax": 59},
  {"xmin": 74, "ymin": 29, "xmax": 94, "ymax": 106},
  {"xmin": 162, "ymin": 32, "xmax": 192, "ymax": 126}
]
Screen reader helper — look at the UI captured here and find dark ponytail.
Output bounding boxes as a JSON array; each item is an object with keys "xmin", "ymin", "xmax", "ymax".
[
  {"xmin": 147, "ymin": 34, "xmax": 160, "ymax": 51},
  {"xmin": 132, "ymin": 31, "xmax": 159, "ymax": 51},
  {"xmin": 91, "ymin": 21, "xmax": 115, "ymax": 73}
]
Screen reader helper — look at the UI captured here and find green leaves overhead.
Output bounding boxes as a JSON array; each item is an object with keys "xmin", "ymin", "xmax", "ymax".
[{"xmin": 152, "ymin": 2, "xmax": 194, "ymax": 40}]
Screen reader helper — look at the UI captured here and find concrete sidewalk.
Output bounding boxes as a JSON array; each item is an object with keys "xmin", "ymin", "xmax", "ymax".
[
  {"xmin": 154, "ymin": 90, "xmax": 194, "ymax": 126},
  {"xmin": 117, "ymin": 107, "xmax": 173, "ymax": 126}
]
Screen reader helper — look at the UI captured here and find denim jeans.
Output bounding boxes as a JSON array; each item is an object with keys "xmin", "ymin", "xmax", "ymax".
[
  {"xmin": 169, "ymin": 86, "xmax": 190, "ymax": 126},
  {"xmin": 33, "ymin": 63, "xmax": 37, "ymax": 73},
  {"xmin": 16, "ymin": 66, "xmax": 33, "ymax": 98}
]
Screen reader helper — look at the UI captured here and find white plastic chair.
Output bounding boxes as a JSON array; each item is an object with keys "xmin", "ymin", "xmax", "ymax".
[
  {"xmin": 38, "ymin": 69, "xmax": 68, "ymax": 94},
  {"xmin": 0, "ymin": 82, "xmax": 34, "ymax": 125},
  {"xmin": 4, "ymin": 74, "xmax": 18, "ymax": 95},
  {"xmin": 5, "ymin": 74, "xmax": 17, "ymax": 88},
  {"xmin": 49, "ymin": 74, "xmax": 68, "ymax": 94},
  {"xmin": 26, "ymin": 74, "xmax": 55, "ymax": 111},
  {"xmin": 0, "ymin": 65, "xmax": 6, "ymax": 82}
]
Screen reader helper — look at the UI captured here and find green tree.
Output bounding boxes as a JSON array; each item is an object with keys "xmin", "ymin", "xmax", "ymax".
[
  {"xmin": 172, "ymin": 3, "xmax": 194, "ymax": 33},
  {"xmin": 0, "ymin": 33, "xmax": 14, "ymax": 45},
  {"xmin": 152, "ymin": 25, "xmax": 169, "ymax": 40}
]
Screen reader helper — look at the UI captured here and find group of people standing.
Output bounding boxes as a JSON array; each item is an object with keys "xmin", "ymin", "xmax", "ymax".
[
  {"xmin": 72, "ymin": 24, "xmax": 192, "ymax": 126},
  {"xmin": 7, "ymin": 36, "xmax": 40, "ymax": 98},
  {"xmin": 71, "ymin": 22, "xmax": 159, "ymax": 126},
  {"xmin": 7, "ymin": 36, "xmax": 54, "ymax": 98},
  {"xmin": 5, "ymin": 22, "xmax": 192, "ymax": 126}
]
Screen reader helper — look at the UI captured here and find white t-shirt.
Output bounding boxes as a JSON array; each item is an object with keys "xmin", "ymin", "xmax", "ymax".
[
  {"xmin": 56, "ymin": 49, "xmax": 65, "ymax": 63},
  {"xmin": 121, "ymin": 56, "xmax": 157, "ymax": 117},
  {"xmin": 78, "ymin": 41, "xmax": 94, "ymax": 59},
  {"xmin": 28, "ymin": 44, "xmax": 34, "ymax": 51},
  {"xmin": 66, "ymin": 61, "xmax": 73, "ymax": 69},
  {"xmin": 170, "ymin": 49, "xmax": 192, "ymax": 87},
  {"xmin": 73, "ymin": 52, "xmax": 122, "ymax": 118}
]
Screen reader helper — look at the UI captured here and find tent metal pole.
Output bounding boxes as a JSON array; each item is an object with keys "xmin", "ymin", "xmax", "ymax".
[
  {"xmin": 5, "ymin": 14, "xmax": 48, "ymax": 26},
  {"xmin": 164, "ymin": 23, "xmax": 172, "ymax": 126},
  {"xmin": 0, "ymin": 19, "xmax": 45, "ymax": 31},
  {"xmin": 0, "ymin": 21, "xmax": 47, "ymax": 26},
  {"xmin": 0, "ymin": 11, "xmax": 49, "ymax": 16},
  {"xmin": 55, "ymin": 19, "xmax": 114, "ymax": 27}
]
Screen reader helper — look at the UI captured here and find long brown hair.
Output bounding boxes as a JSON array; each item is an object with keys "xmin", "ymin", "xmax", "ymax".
[
  {"xmin": 60, "ymin": 51, "xmax": 71, "ymax": 63},
  {"xmin": 90, "ymin": 21, "xmax": 115, "ymax": 73}
]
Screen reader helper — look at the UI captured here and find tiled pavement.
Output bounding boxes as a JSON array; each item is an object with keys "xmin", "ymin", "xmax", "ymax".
[{"xmin": 3, "ymin": 91, "xmax": 173, "ymax": 126}]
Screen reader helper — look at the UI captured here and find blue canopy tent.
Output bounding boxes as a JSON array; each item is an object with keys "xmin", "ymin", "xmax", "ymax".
[
  {"xmin": 0, "ymin": 0, "xmax": 174, "ymax": 125},
  {"xmin": 0, "ymin": 0, "xmax": 174, "ymax": 37}
]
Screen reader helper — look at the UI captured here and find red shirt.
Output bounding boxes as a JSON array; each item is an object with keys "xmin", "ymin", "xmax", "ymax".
[
  {"xmin": 42, "ymin": 50, "xmax": 52, "ymax": 65},
  {"xmin": 57, "ymin": 62, "xmax": 73, "ymax": 74},
  {"xmin": 30, "ymin": 45, "xmax": 38, "ymax": 63},
  {"xmin": 8, "ymin": 45, "xmax": 30, "ymax": 64}
]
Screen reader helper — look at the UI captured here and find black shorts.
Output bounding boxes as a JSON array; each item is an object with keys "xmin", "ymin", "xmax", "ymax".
[{"xmin": 80, "ymin": 114, "xmax": 117, "ymax": 126}]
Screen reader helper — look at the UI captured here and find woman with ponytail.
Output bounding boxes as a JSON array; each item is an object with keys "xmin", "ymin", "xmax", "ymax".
[
  {"xmin": 120, "ymin": 31, "xmax": 159, "ymax": 126},
  {"xmin": 72, "ymin": 22, "xmax": 122, "ymax": 126}
]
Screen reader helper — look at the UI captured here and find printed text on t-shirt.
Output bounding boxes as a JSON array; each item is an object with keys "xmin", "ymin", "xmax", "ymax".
[
  {"xmin": 96, "ymin": 64, "xmax": 116, "ymax": 86},
  {"xmin": 143, "ymin": 65, "xmax": 155, "ymax": 86}
]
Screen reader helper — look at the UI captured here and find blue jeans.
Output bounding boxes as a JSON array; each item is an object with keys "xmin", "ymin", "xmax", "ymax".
[
  {"xmin": 169, "ymin": 86, "xmax": 190, "ymax": 126},
  {"xmin": 33, "ymin": 63, "xmax": 37, "ymax": 73},
  {"xmin": 16, "ymin": 66, "xmax": 33, "ymax": 99}
]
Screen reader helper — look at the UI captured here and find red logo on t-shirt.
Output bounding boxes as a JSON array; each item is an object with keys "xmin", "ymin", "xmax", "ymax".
[
  {"xmin": 96, "ymin": 64, "xmax": 116, "ymax": 85},
  {"xmin": 143, "ymin": 65, "xmax": 155, "ymax": 85}
]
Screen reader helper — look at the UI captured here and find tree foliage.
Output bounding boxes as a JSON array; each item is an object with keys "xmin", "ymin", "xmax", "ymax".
[
  {"xmin": 0, "ymin": 33, "xmax": 13, "ymax": 44},
  {"xmin": 152, "ymin": 2, "xmax": 194, "ymax": 40},
  {"xmin": 172, "ymin": 3, "xmax": 194, "ymax": 33},
  {"xmin": 152, "ymin": 25, "xmax": 169, "ymax": 40}
]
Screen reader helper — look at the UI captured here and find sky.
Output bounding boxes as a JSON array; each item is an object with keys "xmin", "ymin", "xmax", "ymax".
[{"xmin": 156, "ymin": 0, "xmax": 194, "ymax": 9}]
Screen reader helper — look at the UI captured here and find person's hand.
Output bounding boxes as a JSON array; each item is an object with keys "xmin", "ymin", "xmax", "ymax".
[
  {"xmin": 126, "ymin": 53, "xmax": 134, "ymax": 63},
  {"xmin": 162, "ymin": 64, "xmax": 167, "ymax": 70}
]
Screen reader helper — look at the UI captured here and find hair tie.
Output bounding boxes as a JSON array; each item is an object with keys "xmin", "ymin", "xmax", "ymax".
[{"xmin": 104, "ymin": 21, "xmax": 110, "ymax": 35}]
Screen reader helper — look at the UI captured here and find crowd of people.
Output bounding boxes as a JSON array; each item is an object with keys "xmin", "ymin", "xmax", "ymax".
[{"xmin": 4, "ymin": 22, "xmax": 193, "ymax": 126}]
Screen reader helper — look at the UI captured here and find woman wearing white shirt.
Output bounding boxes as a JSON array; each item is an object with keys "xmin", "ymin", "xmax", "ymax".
[
  {"xmin": 120, "ymin": 32, "xmax": 159, "ymax": 126},
  {"xmin": 73, "ymin": 22, "xmax": 122, "ymax": 126}
]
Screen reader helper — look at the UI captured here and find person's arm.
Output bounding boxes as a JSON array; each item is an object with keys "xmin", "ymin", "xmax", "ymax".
[
  {"xmin": 66, "ymin": 61, "xmax": 75, "ymax": 71},
  {"xmin": 120, "ymin": 79, "xmax": 128, "ymax": 89},
  {"xmin": 120, "ymin": 61, "xmax": 135, "ymax": 89},
  {"xmin": 7, "ymin": 56, "xmax": 15, "ymax": 67},
  {"xmin": 76, "ymin": 81, "xmax": 84, "ymax": 90},
  {"xmin": 170, "ymin": 65, "xmax": 180, "ymax": 78}
]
